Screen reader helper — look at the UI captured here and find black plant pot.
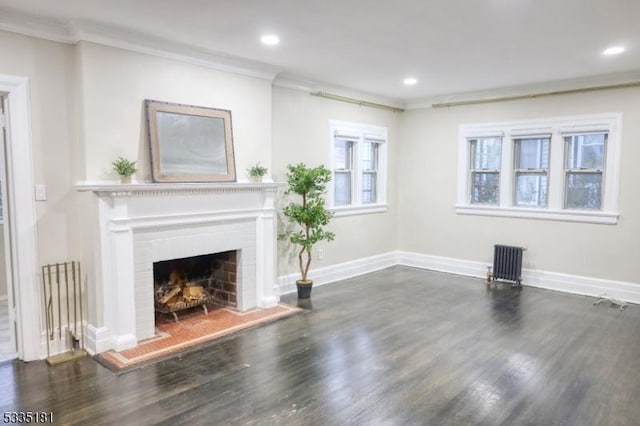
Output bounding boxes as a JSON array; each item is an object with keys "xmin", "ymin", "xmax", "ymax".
[{"xmin": 296, "ymin": 280, "xmax": 313, "ymax": 299}]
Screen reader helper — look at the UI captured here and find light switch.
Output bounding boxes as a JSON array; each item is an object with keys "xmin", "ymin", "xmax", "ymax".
[{"xmin": 35, "ymin": 184, "xmax": 47, "ymax": 201}]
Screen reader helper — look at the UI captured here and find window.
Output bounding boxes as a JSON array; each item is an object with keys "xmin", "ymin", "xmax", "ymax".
[
  {"xmin": 333, "ymin": 138, "xmax": 353, "ymax": 206},
  {"xmin": 469, "ymin": 137, "xmax": 502, "ymax": 205},
  {"xmin": 564, "ymin": 133, "xmax": 606, "ymax": 210},
  {"xmin": 514, "ymin": 137, "xmax": 550, "ymax": 207},
  {"xmin": 329, "ymin": 120, "xmax": 388, "ymax": 215},
  {"xmin": 361, "ymin": 141, "xmax": 379, "ymax": 204},
  {"xmin": 457, "ymin": 114, "xmax": 621, "ymax": 224}
]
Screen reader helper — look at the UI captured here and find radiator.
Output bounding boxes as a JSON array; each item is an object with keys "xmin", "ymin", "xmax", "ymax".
[{"xmin": 490, "ymin": 244, "xmax": 524, "ymax": 286}]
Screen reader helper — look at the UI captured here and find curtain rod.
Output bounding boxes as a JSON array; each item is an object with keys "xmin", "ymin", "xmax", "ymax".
[
  {"xmin": 310, "ymin": 91, "xmax": 405, "ymax": 113},
  {"xmin": 432, "ymin": 81, "xmax": 640, "ymax": 108}
]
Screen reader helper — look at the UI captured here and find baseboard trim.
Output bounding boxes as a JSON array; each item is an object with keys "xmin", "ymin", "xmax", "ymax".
[
  {"xmin": 277, "ymin": 250, "xmax": 640, "ymax": 305},
  {"xmin": 396, "ymin": 250, "xmax": 640, "ymax": 304},
  {"xmin": 85, "ymin": 324, "xmax": 111, "ymax": 355},
  {"xmin": 278, "ymin": 252, "xmax": 398, "ymax": 295},
  {"xmin": 397, "ymin": 251, "xmax": 487, "ymax": 279},
  {"xmin": 521, "ymin": 268, "xmax": 640, "ymax": 304}
]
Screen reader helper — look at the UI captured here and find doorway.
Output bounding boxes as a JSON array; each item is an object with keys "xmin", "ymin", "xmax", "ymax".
[
  {"xmin": 0, "ymin": 75, "xmax": 40, "ymax": 362},
  {"xmin": 0, "ymin": 95, "xmax": 16, "ymax": 360}
]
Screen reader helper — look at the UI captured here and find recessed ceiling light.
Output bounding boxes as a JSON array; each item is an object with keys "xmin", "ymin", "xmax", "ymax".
[
  {"xmin": 260, "ymin": 34, "xmax": 280, "ymax": 46},
  {"xmin": 603, "ymin": 46, "xmax": 625, "ymax": 55},
  {"xmin": 403, "ymin": 77, "xmax": 418, "ymax": 86}
]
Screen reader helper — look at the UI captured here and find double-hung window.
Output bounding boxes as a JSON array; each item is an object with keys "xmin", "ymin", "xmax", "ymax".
[
  {"xmin": 564, "ymin": 133, "xmax": 606, "ymax": 210},
  {"xmin": 469, "ymin": 137, "xmax": 502, "ymax": 205},
  {"xmin": 330, "ymin": 120, "xmax": 388, "ymax": 215},
  {"xmin": 333, "ymin": 137, "xmax": 354, "ymax": 206},
  {"xmin": 514, "ymin": 137, "xmax": 550, "ymax": 207},
  {"xmin": 457, "ymin": 113, "xmax": 621, "ymax": 224},
  {"xmin": 361, "ymin": 140, "xmax": 379, "ymax": 204}
]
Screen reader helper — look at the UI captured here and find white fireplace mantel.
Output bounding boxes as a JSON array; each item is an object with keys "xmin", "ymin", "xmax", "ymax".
[
  {"xmin": 77, "ymin": 181, "xmax": 283, "ymax": 193},
  {"xmin": 77, "ymin": 181, "xmax": 284, "ymax": 354},
  {"xmin": 76, "ymin": 181, "xmax": 285, "ymax": 203}
]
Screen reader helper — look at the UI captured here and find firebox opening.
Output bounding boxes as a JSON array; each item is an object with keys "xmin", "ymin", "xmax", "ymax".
[{"xmin": 153, "ymin": 250, "xmax": 238, "ymax": 320}]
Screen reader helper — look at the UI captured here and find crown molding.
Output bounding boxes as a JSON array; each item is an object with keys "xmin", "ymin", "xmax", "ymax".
[
  {"xmin": 0, "ymin": 7, "xmax": 280, "ymax": 81},
  {"xmin": 0, "ymin": 7, "xmax": 75, "ymax": 43},
  {"xmin": 404, "ymin": 70, "xmax": 640, "ymax": 110},
  {"xmin": 74, "ymin": 20, "xmax": 281, "ymax": 80}
]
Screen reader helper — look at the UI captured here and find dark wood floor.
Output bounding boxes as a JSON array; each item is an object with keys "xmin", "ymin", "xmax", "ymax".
[{"xmin": 2, "ymin": 266, "xmax": 640, "ymax": 425}]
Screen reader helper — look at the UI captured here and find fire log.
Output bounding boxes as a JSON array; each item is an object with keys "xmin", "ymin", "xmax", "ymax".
[{"xmin": 159, "ymin": 286, "xmax": 182, "ymax": 304}]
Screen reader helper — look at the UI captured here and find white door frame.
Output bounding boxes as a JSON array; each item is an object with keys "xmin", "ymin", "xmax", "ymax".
[
  {"xmin": 0, "ymin": 74, "xmax": 40, "ymax": 361},
  {"xmin": 1, "ymin": 96, "xmax": 17, "ymax": 357}
]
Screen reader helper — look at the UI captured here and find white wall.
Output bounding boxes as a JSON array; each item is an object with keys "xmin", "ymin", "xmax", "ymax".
[
  {"xmin": 272, "ymin": 86, "xmax": 400, "ymax": 278},
  {"xmin": 76, "ymin": 41, "xmax": 273, "ymax": 182},
  {"xmin": 0, "ymin": 30, "xmax": 78, "ymax": 266},
  {"xmin": 398, "ymin": 88, "xmax": 640, "ymax": 284}
]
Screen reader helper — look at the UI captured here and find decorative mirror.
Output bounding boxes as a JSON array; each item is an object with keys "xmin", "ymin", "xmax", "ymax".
[{"xmin": 145, "ymin": 100, "xmax": 236, "ymax": 182}]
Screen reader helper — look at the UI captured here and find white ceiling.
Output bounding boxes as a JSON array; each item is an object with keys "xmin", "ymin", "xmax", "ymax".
[{"xmin": 1, "ymin": 0, "xmax": 639, "ymax": 105}]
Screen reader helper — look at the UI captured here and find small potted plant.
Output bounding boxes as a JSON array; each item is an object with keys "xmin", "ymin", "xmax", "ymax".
[
  {"xmin": 247, "ymin": 162, "xmax": 268, "ymax": 183},
  {"xmin": 280, "ymin": 163, "xmax": 335, "ymax": 298},
  {"xmin": 112, "ymin": 156, "xmax": 138, "ymax": 184}
]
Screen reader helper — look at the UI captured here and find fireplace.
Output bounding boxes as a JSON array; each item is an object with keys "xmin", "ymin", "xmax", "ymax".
[
  {"xmin": 153, "ymin": 250, "xmax": 238, "ymax": 321},
  {"xmin": 78, "ymin": 182, "xmax": 282, "ymax": 354}
]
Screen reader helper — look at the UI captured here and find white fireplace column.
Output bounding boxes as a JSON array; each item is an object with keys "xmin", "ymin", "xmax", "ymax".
[
  {"xmin": 78, "ymin": 182, "xmax": 283, "ymax": 354},
  {"xmin": 256, "ymin": 188, "xmax": 279, "ymax": 308},
  {"xmin": 106, "ymin": 196, "xmax": 137, "ymax": 351}
]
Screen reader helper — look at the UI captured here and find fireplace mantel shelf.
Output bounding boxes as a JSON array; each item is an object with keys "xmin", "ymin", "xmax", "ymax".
[{"xmin": 76, "ymin": 181, "xmax": 284, "ymax": 196}]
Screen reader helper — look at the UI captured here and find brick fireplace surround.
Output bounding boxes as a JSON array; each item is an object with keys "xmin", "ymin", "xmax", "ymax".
[
  {"xmin": 153, "ymin": 250, "xmax": 239, "ymax": 309},
  {"xmin": 77, "ymin": 182, "xmax": 282, "ymax": 354}
]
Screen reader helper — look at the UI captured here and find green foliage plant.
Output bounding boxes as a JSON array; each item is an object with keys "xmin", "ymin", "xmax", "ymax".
[
  {"xmin": 112, "ymin": 156, "xmax": 138, "ymax": 177},
  {"xmin": 281, "ymin": 163, "xmax": 335, "ymax": 282},
  {"xmin": 248, "ymin": 162, "xmax": 268, "ymax": 177}
]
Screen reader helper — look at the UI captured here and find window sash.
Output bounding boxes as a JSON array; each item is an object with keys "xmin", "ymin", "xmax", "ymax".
[
  {"xmin": 469, "ymin": 137, "xmax": 501, "ymax": 205},
  {"xmin": 362, "ymin": 171, "xmax": 377, "ymax": 204},
  {"xmin": 361, "ymin": 141, "xmax": 379, "ymax": 172},
  {"xmin": 514, "ymin": 137, "xmax": 550, "ymax": 170},
  {"xmin": 334, "ymin": 139, "xmax": 354, "ymax": 171},
  {"xmin": 513, "ymin": 137, "xmax": 550, "ymax": 207},
  {"xmin": 563, "ymin": 133, "xmax": 606, "ymax": 210},
  {"xmin": 470, "ymin": 137, "xmax": 502, "ymax": 170},
  {"xmin": 564, "ymin": 171, "xmax": 603, "ymax": 210},
  {"xmin": 514, "ymin": 171, "xmax": 549, "ymax": 207},
  {"xmin": 564, "ymin": 133, "xmax": 607, "ymax": 170},
  {"xmin": 333, "ymin": 138, "xmax": 354, "ymax": 206},
  {"xmin": 470, "ymin": 171, "xmax": 500, "ymax": 205},
  {"xmin": 334, "ymin": 170, "xmax": 353, "ymax": 206},
  {"xmin": 361, "ymin": 142, "xmax": 379, "ymax": 204}
]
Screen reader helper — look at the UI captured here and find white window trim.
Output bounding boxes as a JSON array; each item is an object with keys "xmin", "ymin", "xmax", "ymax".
[
  {"xmin": 457, "ymin": 113, "xmax": 622, "ymax": 225},
  {"xmin": 328, "ymin": 120, "xmax": 388, "ymax": 216}
]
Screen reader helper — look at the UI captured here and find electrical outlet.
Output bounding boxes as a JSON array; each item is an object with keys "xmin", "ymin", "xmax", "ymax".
[{"xmin": 318, "ymin": 248, "xmax": 324, "ymax": 260}]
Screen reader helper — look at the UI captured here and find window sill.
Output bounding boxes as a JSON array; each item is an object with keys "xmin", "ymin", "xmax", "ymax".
[
  {"xmin": 455, "ymin": 204, "xmax": 618, "ymax": 225},
  {"xmin": 330, "ymin": 204, "xmax": 388, "ymax": 217}
]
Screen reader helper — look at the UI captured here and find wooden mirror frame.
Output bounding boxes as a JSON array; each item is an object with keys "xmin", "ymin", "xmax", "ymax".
[{"xmin": 145, "ymin": 100, "xmax": 236, "ymax": 182}]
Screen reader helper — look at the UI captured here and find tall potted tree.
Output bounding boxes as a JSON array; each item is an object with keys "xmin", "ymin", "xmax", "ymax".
[{"xmin": 281, "ymin": 163, "xmax": 335, "ymax": 298}]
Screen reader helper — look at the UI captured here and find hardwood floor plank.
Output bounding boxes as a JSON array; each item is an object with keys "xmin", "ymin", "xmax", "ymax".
[{"xmin": 1, "ymin": 266, "xmax": 640, "ymax": 425}]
